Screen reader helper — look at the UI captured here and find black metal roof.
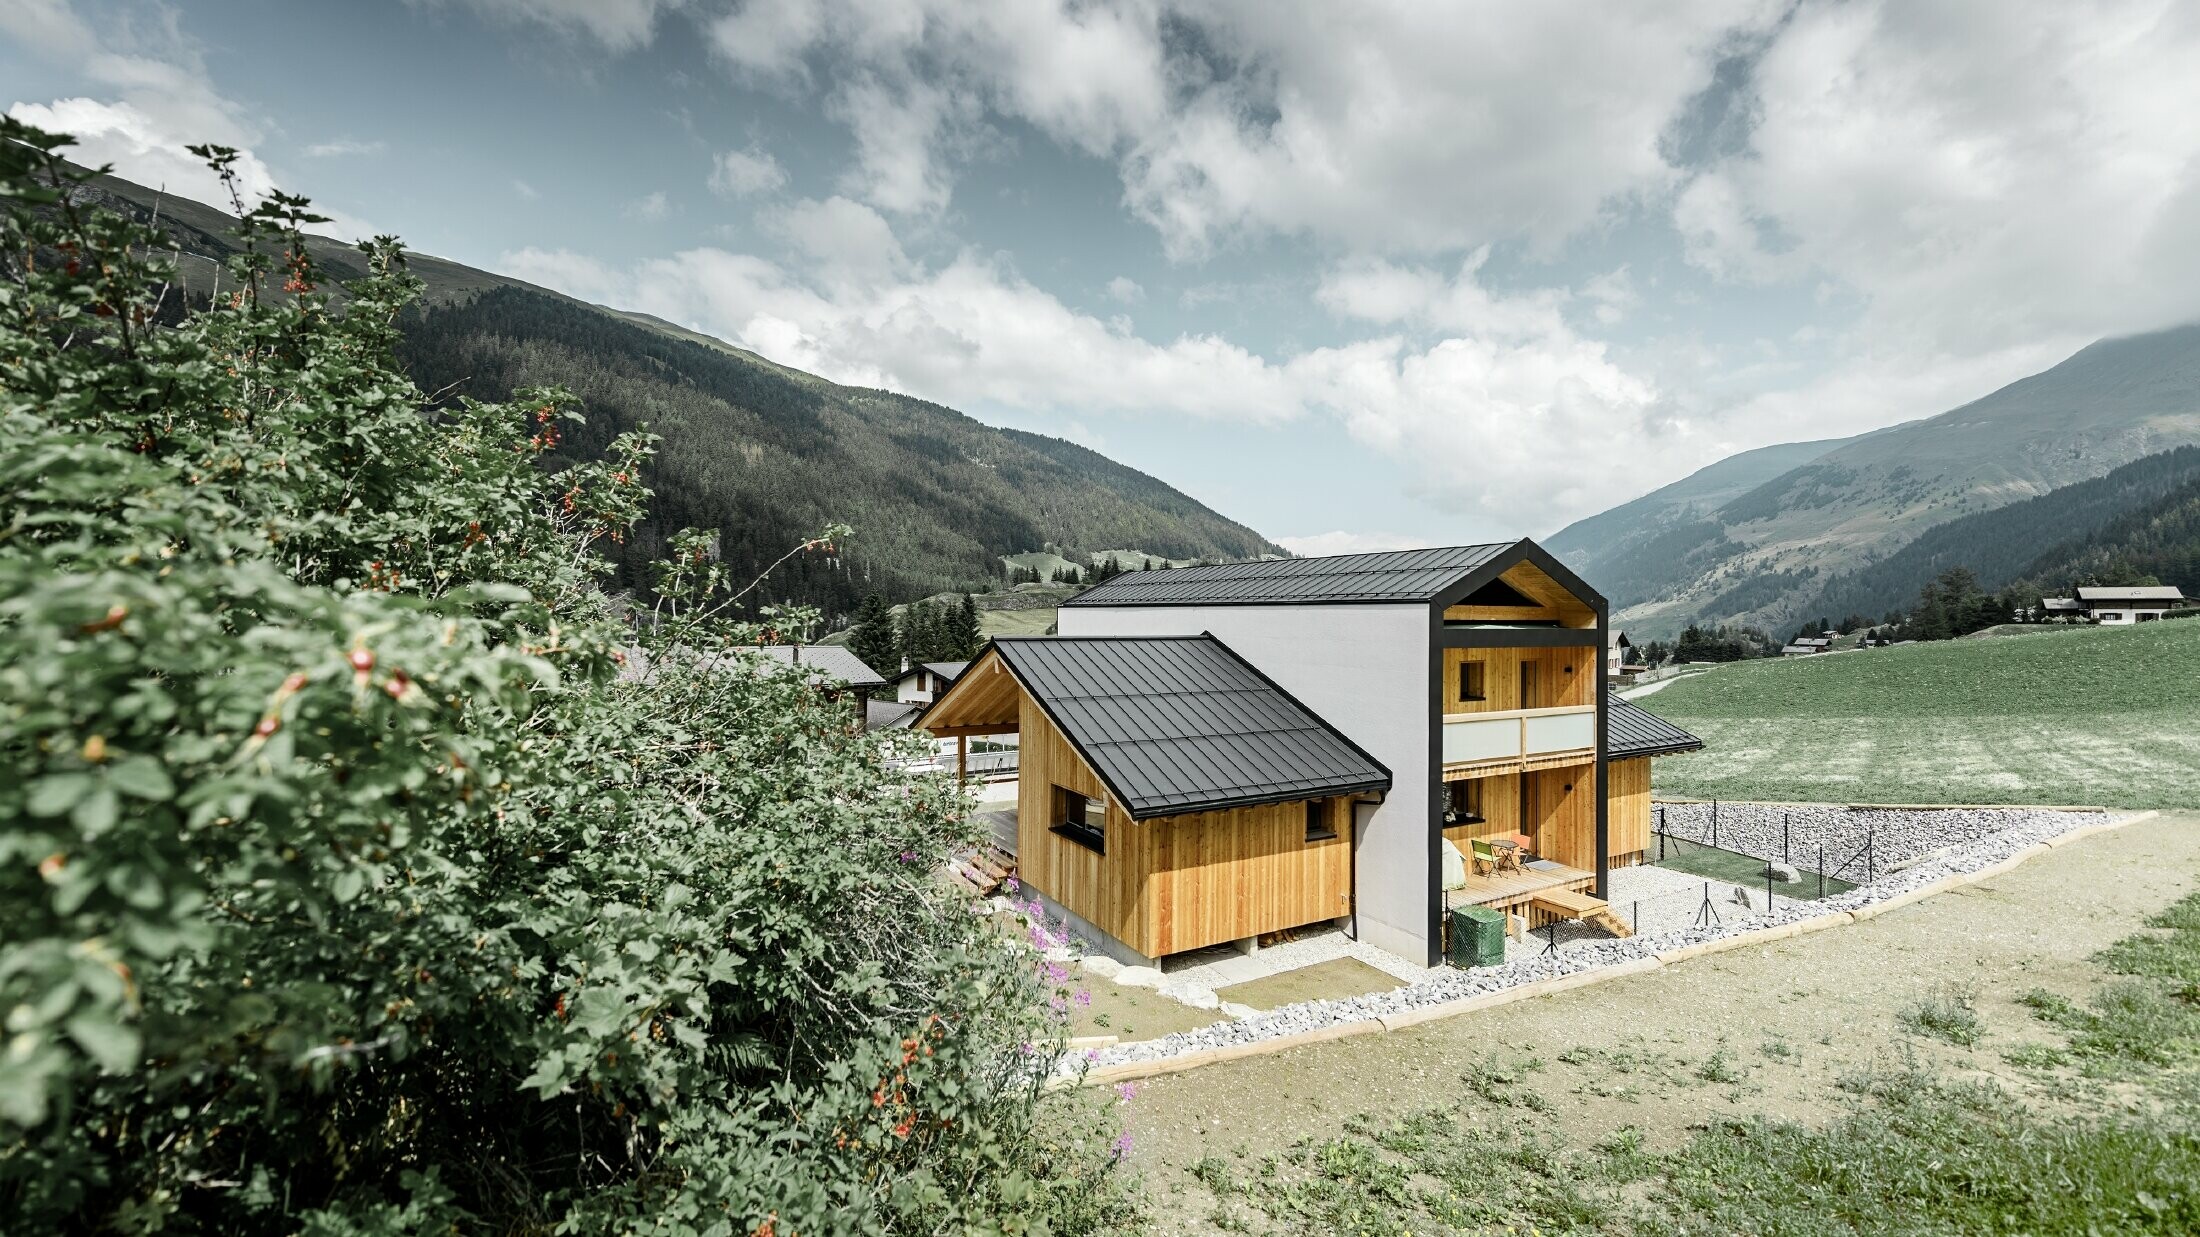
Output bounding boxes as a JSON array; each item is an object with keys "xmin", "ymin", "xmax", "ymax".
[
  {"xmin": 1062, "ymin": 543, "xmax": 1515, "ymax": 607},
  {"xmin": 1605, "ymin": 693, "xmax": 1705, "ymax": 759},
  {"xmin": 990, "ymin": 636, "xmax": 1392, "ymax": 819}
]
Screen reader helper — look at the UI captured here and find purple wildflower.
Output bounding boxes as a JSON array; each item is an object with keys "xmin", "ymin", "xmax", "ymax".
[
  {"xmin": 1110, "ymin": 1131, "xmax": 1133, "ymax": 1159},
  {"xmin": 1115, "ymin": 1082, "xmax": 1138, "ymax": 1103},
  {"xmin": 1074, "ymin": 988, "xmax": 1092, "ymax": 1008}
]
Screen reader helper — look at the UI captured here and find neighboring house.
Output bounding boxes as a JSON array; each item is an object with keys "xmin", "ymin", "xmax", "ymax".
[
  {"xmin": 2073, "ymin": 585, "xmax": 2189, "ymax": 624},
  {"xmin": 917, "ymin": 540, "xmax": 1706, "ymax": 969},
  {"xmin": 2037, "ymin": 597, "xmax": 2087, "ymax": 623},
  {"xmin": 1781, "ymin": 635, "xmax": 1834, "ymax": 657},
  {"xmin": 620, "ymin": 643, "xmax": 886, "ymax": 726},
  {"xmin": 1606, "ymin": 630, "xmax": 1646, "ymax": 678},
  {"xmin": 889, "ymin": 660, "xmax": 970, "ymax": 704}
]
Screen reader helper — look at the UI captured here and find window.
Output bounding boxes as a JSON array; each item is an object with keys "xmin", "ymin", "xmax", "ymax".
[
  {"xmin": 1051, "ymin": 785, "xmax": 1106, "ymax": 854},
  {"xmin": 1304, "ymin": 799, "xmax": 1337, "ymax": 842},
  {"xmin": 1457, "ymin": 660, "xmax": 1486, "ymax": 703},
  {"xmin": 1446, "ymin": 779, "xmax": 1484, "ymax": 824}
]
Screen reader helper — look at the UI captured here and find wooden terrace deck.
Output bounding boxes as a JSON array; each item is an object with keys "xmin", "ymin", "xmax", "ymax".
[{"xmin": 1444, "ymin": 860, "xmax": 1598, "ymax": 928}]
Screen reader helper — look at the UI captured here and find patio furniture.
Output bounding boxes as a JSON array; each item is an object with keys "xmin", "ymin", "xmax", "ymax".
[
  {"xmin": 1488, "ymin": 838, "xmax": 1526, "ymax": 873},
  {"xmin": 1469, "ymin": 838, "xmax": 1500, "ymax": 876}
]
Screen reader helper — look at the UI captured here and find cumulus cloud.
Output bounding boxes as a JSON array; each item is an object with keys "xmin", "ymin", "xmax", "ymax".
[
  {"xmin": 1104, "ymin": 276, "xmax": 1143, "ymax": 304},
  {"xmin": 1675, "ymin": 0, "xmax": 2200, "ymax": 357},
  {"xmin": 512, "ymin": 178, "xmax": 541, "ymax": 200},
  {"xmin": 699, "ymin": 0, "xmax": 1776, "ymax": 251},
  {"xmin": 708, "ymin": 145, "xmax": 787, "ymax": 198}
]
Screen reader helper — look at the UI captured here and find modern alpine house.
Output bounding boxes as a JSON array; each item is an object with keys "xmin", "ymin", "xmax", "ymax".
[{"xmin": 916, "ymin": 540, "xmax": 1703, "ymax": 968}]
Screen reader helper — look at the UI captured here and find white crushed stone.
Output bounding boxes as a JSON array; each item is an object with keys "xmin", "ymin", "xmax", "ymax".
[{"xmin": 1063, "ymin": 806, "xmax": 2124, "ymax": 1074}]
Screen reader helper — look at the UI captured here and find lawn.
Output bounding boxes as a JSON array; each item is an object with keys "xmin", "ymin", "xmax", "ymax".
[{"xmin": 1639, "ymin": 621, "xmax": 2200, "ymax": 807}]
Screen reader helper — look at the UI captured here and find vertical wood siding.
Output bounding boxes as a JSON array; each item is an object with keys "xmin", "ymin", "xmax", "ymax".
[
  {"xmin": 1439, "ymin": 646, "xmax": 1597, "ymax": 714},
  {"xmin": 1607, "ymin": 756, "xmax": 1651, "ymax": 866},
  {"xmin": 1016, "ymin": 696, "xmax": 1352, "ymax": 958}
]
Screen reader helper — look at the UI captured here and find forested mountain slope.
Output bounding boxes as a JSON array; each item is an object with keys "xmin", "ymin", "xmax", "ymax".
[
  {"xmin": 1799, "ymin": 446, "xmax": 2200, "ymax": 621},
  {"xmin": 2017, "ymin": 464, "xmax": 2200, "ymax": 596},
  {"xmin": 70, "ymin": 167, "xmax": 1282, "ymax": 620},
  {"xmin": 1562, "ymin": 324, "xmax": 2200, "ymax": 637}
]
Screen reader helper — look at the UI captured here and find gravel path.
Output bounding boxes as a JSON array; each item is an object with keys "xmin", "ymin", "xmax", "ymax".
[
  {"xmin": 1124, "ymin": 809, "xmax": 2200, "ymax": 1236},
  {"xmin": 1067, "ymin": 805, "xmax": 2130, "ymax": 1074}
]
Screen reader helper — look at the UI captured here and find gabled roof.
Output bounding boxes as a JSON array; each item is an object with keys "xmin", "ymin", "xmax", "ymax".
[
  {"xmin": 923, "ymin": 660, "xmax": 970, "ymax": 681},
  {"xmin": 969, "ymin": 636, "xmax": 1392, "ymax": 819},
  {"xmin": 1606, "ymin": 694, "xmax": 1706, "ymax": 759},
  {"xmin": 865, "ymin": 698, "xmax": 922, "ymax": 730},
  {"xmin": 2075, "ymin": 586, "xmax": 2186, "ymax": 602},
  {"xmin": 1062, "ymin": 543, "xmax": 1515, "ymax": 607}
]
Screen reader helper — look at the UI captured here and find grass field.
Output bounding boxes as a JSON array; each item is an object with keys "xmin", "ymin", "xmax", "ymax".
[
  {"xmin": 1652, "ymin": 837, "xmax": 1857, "ymax": 899},
  {"xmin": 1640, "ymin": 622, "xmax": 2200, "ymax": 807}
]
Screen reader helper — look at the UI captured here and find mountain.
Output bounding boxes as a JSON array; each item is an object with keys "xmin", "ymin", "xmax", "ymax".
[
  {"xmin": 68, "ymin": 167, "xmax": 1284, "ymax": 620},
  {"xmin": 1557, "ymin": 324, "xmax": 2200, "ymax": 637},
  {"xmin": 1798, "ymin": 445, "xmax": 2200, "ymax": 622},
  {"xmin": 1544, "ymin": 434, "xmax": 1859, "ymax": 610},
  {"xmin": 2016, "ymin": 462, "xmax": 2200, "ymax": 598}
]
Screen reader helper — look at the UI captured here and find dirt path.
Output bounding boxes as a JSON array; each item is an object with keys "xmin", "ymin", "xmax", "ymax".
[{"xmin": 1124, "ymin": 810, "xmax": 2200, "ymax": 1230}]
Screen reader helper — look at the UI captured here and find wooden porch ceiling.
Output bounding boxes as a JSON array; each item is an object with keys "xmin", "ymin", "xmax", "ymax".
[{"xmin": 914, "ymin": 649, "xmax": 1022, "ymax": 735}]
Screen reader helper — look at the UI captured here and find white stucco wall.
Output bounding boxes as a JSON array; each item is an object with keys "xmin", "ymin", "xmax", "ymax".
[{"xmin": 1057, "ymin": 603, "xmax": 1435, "ymax": 963}]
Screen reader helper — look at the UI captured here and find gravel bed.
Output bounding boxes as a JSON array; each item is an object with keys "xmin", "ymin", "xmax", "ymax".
[
  {"xmin": 1649, "ymin": 802, "xmax": 2103, "ymax": 877},
  {"xmin": 1068, "ymin": 806, "xmax": 2124, "ymax": 1074}
]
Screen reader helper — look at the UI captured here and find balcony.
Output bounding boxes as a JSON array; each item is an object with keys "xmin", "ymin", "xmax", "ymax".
[{"xmin": 1442, "ymin": 705, "xmax": 1596, "ymax": 773}]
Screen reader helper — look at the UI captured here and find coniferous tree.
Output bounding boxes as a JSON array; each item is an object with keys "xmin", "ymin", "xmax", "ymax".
[
  {"xmin": 847, "ymin": 591, "xmax": 895, "ymax": 674},
  {"xmin": 948, "ymin": 593, "xmax": 983, "ymax": 660}
]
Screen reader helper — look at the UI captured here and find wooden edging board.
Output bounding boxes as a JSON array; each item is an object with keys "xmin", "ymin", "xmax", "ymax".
[
  {"xmin": 1070, "ymin": 810, "xmax": 2158, "ymax": 1088},
  {"xmin": 1649, "ymin": 797, "xmax": 2110, "ymax": 812}
]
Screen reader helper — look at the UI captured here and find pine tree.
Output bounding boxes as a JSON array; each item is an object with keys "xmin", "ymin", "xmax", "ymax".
[
  {"xmin": 847, "ymin": 591, "xmax": 894, "ymax": 674},
  {"xmin": 896, "ymin": 600, "xmax": 934, "ymax": 668},
  {"xmin": 948, "ymin": 593, "xmax": 983, "ymax": 660}
]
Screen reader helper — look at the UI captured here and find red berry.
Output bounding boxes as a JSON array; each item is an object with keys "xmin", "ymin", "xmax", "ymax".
[{"xmin": 349, "ymin": 649, "xmax": 375, "ymax": 673}]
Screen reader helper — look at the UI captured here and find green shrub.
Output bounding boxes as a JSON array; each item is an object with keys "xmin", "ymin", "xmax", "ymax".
[
  {"xmin": 0, "ymin": 121, "xmax": 1130, "ymax": 1234},
  {"xmin": 1899, "ymin": 984, "xmax": 1985, "ymax": 1046}
]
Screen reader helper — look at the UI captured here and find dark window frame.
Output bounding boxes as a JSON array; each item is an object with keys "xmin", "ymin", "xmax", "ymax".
[
  {"xmin": 1304, "ymin": 798, "xmax": 1338, "ymax": 843},
  {"xmin": 1457, "ymin": 660, "xmax": 1487, "ymax": 703},
  {"xmin": 1447, "ymin": 779, "xmax": 1485, "ymax": 824},
  {"xmin": 1050, "ymin": 784, "xmax": 1107, "ymax": 854}
]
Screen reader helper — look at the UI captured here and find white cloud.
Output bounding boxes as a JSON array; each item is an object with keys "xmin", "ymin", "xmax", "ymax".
[
  {"xmin": 699, "ymin": 0, "xmax": 1777, "ymax": 250},
  {"xmin": 1581, "ymin": 267, "xmax": 1638, "ymax": 326},
  {"xmin": 512, "ymin": 178, "xmax": 541, "ymax": 200},
  {"xmin": 1274, "ymin": 531, "xmax": 1439, "ymax": 557},
  {"xmin": 303, "ymin": 138, "xmax": 387, "ymax": 158},
  {"xmin": 622, "ymin": 190, "xmax": 671, "ymax": 222},
  {"xmin": 708, "ymin": 145, "xmax": 787, "ymax": 198},
  {"xmin": 417, "ymin": 0, "xmax": 688, "ymax": 52},
  {"xmin": 1104, "ymin": 276, "xmax": 1143, "ymax": 304},
  {"xmin": 1677, "ymin": 0, "xmax": 2200, "ymax": 356}
]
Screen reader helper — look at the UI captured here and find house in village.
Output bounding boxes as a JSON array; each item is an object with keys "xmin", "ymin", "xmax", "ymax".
[
  {"xmin": 1606, "ymin": 630, "xmax": 1646, "ymax": 678},
  {"xmin": 1780, "ymin": 634, "xmax": 1835, "ymax": 656},
  {"xmin": 915, "ymin": 541, "xmax": 1704, "ymax": 969},
  {"xmin": 619, "ymin": 643, "xmax": 887, "ymax": 727},
  {"xmin": 888, "ymin": 660, "xmax": 970, "ymax": 704},
  {"xmin": 2072, "ymin": 585, "xmax": 2189, "ymax": 624}
]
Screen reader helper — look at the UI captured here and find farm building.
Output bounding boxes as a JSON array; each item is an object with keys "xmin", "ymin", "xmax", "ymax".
[
  {"xmin": 2073, "ymin": 585, "xmax": 2189, "ymax": 624},
  {"xmin": 917, "ymin": 540, "xmax": 1705, "ymax": 968}
]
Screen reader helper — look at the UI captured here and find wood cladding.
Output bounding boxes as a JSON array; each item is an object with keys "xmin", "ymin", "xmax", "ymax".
[
  {"xmin": 1440, "ymin": 646, "xmax": 1596, "ymax": 714},
  {"xmin": 1441, "ymin": 766, "xmax": 1598, "ymax": 871},
  {"xmin": 1608, "ymin": 756, "xmax": 1651, "ymax": 866},
  {"xmin": 1015, "ymin": 695, "xmax": 1351, "ymax": 959},
  {"xmin": 1442, "ymin": 562, "xmax": 1597, "ymax": 628}
]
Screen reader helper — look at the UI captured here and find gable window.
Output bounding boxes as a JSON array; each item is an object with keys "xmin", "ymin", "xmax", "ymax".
[
  {"xmin": 1304, "ymin": 799, "xmax": 1337, "ymax": 842},
  {"xmin": 1457, "ymin": 660, "xmax": 1487, "ymax": 703},
  {"xmin": 1051, "ymin": 785, "xmax": 1106, "ymax": 854}
]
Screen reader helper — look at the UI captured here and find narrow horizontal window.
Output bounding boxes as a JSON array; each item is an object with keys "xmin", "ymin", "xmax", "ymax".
[{"xmin": 1051, "ymin": 785, "xmax": 1106, "ymax": 854}]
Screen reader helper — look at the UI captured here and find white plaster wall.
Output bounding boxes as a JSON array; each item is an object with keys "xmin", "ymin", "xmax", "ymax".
[{"xmin": 1057, "ymin": 603, "xmax": 1434, "ymax": 962}]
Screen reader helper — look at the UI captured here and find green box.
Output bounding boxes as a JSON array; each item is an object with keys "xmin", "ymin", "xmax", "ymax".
[{"xmin": 1449, "ymin": 904, "xmax": 1507, "ymax": 968}]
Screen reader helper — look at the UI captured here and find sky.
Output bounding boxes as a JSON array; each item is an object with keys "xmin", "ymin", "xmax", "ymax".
[{"xmin": 8, "ymin": 0, "xmax": 2200, "ymax": 555}]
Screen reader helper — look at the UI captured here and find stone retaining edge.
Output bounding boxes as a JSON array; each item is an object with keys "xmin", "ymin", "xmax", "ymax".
[{"xmin": 1070, "ymin": 809, "xmax": 2159, "ymax": 1087}]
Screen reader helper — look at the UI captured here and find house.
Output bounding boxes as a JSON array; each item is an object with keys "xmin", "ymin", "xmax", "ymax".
[
  {"xmin": 1780, "ymin": 635, "xmax": 1834, "ymax": 657},
  {"xmin": 889, "ymin": 660, "xmax": 969, "ymax": 704},
  {"xmin": 2073, "ymin": 585, "xmax": 2188, "ymax": 624},
  {"xmin": 620, "ymin": 643, "xmax": 886, "ymax": 726},
  {"xmin": 2037, "ymin": 597, "xmax": 2087, "ymax": 623},
  {"xmin": 916, "ymin": 540, "xmax": 1706, "ymax": 969},
  {"xmin": 1606, "ymin": 630, "xmax": 1646, "ymax": 678}
]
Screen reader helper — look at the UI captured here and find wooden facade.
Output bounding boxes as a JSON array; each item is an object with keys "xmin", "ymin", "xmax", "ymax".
[
  {"xmin": 1013, "ymin": 693, "xmax": 1355, "ymax": 960},
  {"xmin": 1607, "ymin": 756, "xmax": 1652, "ymax": 867},
  {"xmin": 1441, "ymin": 766, "xmax": 1597, "ymax": 868},
  {"xmin": 1439, "ymin": 646, "xmax": 1597, "ymax": 714}
]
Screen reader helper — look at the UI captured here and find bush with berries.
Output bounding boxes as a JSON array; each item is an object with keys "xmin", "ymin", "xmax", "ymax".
[{"xmin": 0, "ymin": 120, "xmax": 1134, "ymax": 1235}]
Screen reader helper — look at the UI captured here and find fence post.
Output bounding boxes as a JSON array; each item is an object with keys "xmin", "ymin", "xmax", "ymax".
[
  {"xmin": 1867, "ymin": 831, "xmax": 1875, "ymax": 884},
  {"xmin": 1766, "ymin": 865, "xmax": 1774, "ymax": 913},
  {"xmin": 1818, "ymin": 843, "xmax": 1826, "ymax": 899},
  {"xmin": 1783, "ymin": 813, "xmax": 1791, "ymax": 862},
  {"xmin": 1632, "ymin": 900, "xmax": 1640, "ymax": 932},
  {"xmin": 1711, "ymin": 799, "xmax": 1719, "ymax": 849}
]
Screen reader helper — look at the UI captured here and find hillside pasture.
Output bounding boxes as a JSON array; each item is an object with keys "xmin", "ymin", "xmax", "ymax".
[{"xmin": 1641, "ymin": 622, "xmax": 2200, "ymax": 807}]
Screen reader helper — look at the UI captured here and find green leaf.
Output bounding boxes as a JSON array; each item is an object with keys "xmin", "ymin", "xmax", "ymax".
[
  {"xmin": 64, "ymin": 1010, "xmax": 142, "ymax": 1073},
  {"xmin": 331, "ymin": 867, "xmax": 365, "ymax": 903},
  {"xmin": 105, "ymin": 755, "xmax": 174, "ymax": 801},
  {"xmin": 71, "ymin": 787, "xmax": 120, "ymax": 836},
  {"xmin": 26, "ymin": 773, "xmax": 92, "ymax": 817}
]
